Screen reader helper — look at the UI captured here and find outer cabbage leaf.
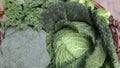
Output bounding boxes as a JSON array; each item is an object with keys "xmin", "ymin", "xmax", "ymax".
[
  {"xmin": 41, "ymin": 2, "xmax": 92, "ymax": 31},
  {"xmin": 94, "ymin": 9, "xmax": 111, "ymax": 24},
  {"xmin": 67, "ymin": 0, "xmax": 94, "ymax": 10},
  {"xmin": 85, "ymin": 38, "xmax": 106, "ymax": 68},
  {"xmin": 101, "ymin": 62, "xmax": 112, "ymax": 68}
]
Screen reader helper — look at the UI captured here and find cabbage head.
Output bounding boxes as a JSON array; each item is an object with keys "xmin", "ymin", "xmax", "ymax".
[{"xmin": 41, "ymin": 2, "xmax": 119, "ymax": 68}]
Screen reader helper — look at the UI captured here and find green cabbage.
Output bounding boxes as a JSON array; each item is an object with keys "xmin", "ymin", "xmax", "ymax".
[
  {"xmin": 41, "ymin": 2, "xmax": 120, "ymax": 68},
  {"xmin": 52, "ymin": 21, "xmax": 106, "ymax": 68}
]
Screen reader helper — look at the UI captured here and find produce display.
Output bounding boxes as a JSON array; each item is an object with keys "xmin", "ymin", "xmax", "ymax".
[{"xmin": 0, "ymin": 0, "xmax": 120, "ymax": 68}]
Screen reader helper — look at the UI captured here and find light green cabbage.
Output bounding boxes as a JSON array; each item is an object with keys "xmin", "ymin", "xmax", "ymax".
[{"xmin": 52, "ymin": 21, "xmax": 106, "ymax": 68}]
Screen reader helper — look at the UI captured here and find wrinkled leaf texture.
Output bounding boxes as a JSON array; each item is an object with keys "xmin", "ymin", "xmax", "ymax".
[{"xmin": 41, "ymin": 2, "xmax": 120, "ymax": 68}]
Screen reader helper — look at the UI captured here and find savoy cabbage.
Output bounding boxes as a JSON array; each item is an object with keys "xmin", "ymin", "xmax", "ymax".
[{"xmin": 41, "ymin": 2, "xmax": 120, "ymax": 68}]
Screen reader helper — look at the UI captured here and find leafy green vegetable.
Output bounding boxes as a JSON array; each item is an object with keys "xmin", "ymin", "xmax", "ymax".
[
  {"xmin": 85, "ymin": 38, "xmax": 106, "ymax": 68},
  {"xmin": 67, "ymin": 0, "xmax": 80, "ymax": 2},
  {"xmin": 67, "ymin": 0, "xmax": 95, "ymax": 10},
  {"xmin": 41, "ymin": 2, "xmax": 120, "ymax": 68},
  {"xmin": 95, "ymin": 9, "xmax": 110, "ymax": 18},
  {"xmin": 6, "ymin": 0, "xmax": 45, "ymax": 8},
  {"xmin": 42, "ymin": 0, "xmax": 64, "ymax": 8},
  {"xmin": 102, "ymin": 62, "xmax": 112, "ymax": 68},
  {"xmin": 84, "ymin": 0, "xmax": 94, "ymax": 10},
  {"xmin": 53, "ymin": 21, "xmax": 95, "ymax": 67},
  {"xmin": 94, "ymin": 8, "xmax": 110, "ymax": 24},
  {"xmin": 2, "ymin": 0, "xmax": 44, "ymax": 31}
]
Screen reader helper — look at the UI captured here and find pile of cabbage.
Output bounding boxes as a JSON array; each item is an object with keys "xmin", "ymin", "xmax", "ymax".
[{"xmin": 1, "ymin": 0, "xmax": 120, "ymax": 68}]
